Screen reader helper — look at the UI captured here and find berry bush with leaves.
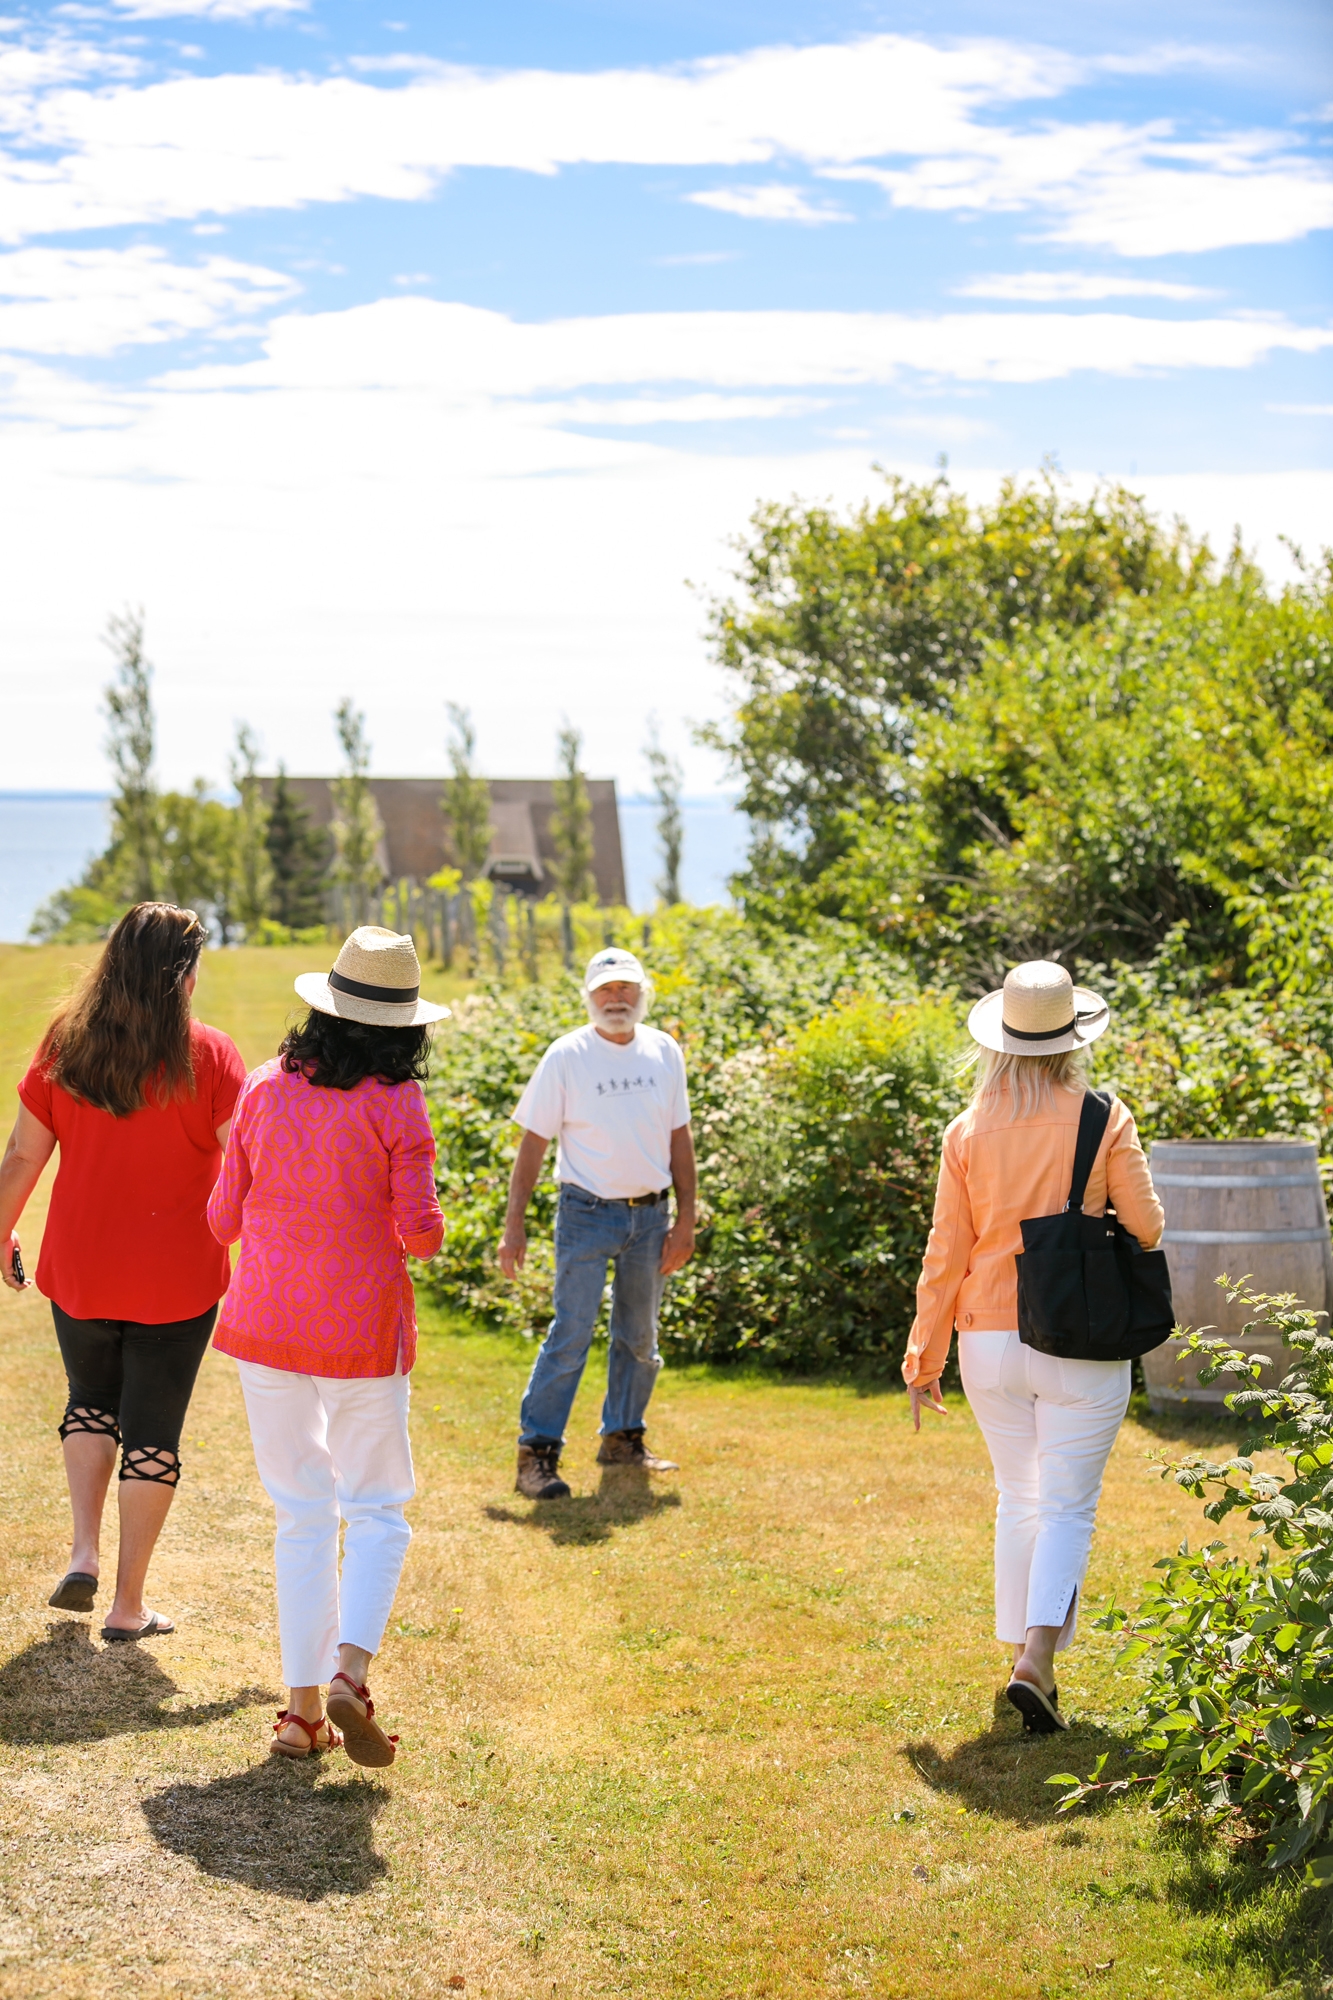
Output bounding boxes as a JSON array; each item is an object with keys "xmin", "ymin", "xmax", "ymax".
[{"xmin": 1050, "ymin": 1282, "xmax": 1333, "ymax": 1885}]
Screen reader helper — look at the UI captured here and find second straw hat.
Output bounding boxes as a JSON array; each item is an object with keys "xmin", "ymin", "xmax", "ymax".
[
  {"xmin": 295, "ymin": 926, "xmax": 451, "ymax": 1027},
  {"xmin": 967, "ymin": 960, "xmax": 1108, "ymax": 1056}
]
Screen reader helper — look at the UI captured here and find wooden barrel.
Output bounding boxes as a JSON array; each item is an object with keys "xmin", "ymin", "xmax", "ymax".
[{"xmin": 1143, "ymin": 1139, "xmax": 1333, "ymax": 1411}]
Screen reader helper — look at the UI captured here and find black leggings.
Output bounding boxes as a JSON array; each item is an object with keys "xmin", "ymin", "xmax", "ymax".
[{"xmin": 51, "ymin": 1302, "xmax": 217, "ymax": 1486}]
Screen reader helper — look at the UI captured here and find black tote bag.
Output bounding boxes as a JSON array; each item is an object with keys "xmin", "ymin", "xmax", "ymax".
[{"xmin": 1015, "ymin": 1089, "xmax": 1174, "ymax": 1363}]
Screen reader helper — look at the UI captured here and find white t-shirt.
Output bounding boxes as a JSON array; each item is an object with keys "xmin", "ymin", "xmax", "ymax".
[{"xmin": 513, "ymin": 1023, "xmax": 691, "ymax": 1201}]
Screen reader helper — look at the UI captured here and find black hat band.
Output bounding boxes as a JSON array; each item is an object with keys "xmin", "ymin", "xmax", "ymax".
[
  {"xmin": 1001, "ymin": 1002, "xmax": 1107, "ymax": 1043},
  {"xmin": 328, "ymin": 968, "xmax": 420, "ymax": 1005}
]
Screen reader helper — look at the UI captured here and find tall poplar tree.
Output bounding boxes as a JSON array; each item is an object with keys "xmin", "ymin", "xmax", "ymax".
[
  {"xmin": 103, "ymin": 608, "xmax": 158, "ymax": 900},
  {"xmin": 265, "ymin": 767, "xmax": 331, "ymax": 929},
  {"xmin": 644, "ymin": 719, "xmax": 684, "ymax": 906},
  {"xmin": 550, "ymin": 722, "xmax": 595, "ymax": 906},
  {"xmin": 443, "ymin": 704, "xmax": 493, "ymax": 880},
  {"xmin": 228, "ymin": 721, "xmax": 272, "ymax": 936},
  {"xmin": 330, "ymin": 698, "xmax": 386, "ymax": 919}
]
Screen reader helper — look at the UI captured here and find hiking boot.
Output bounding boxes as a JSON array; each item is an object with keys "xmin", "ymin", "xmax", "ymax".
[
  {"xmin": 596, "ymin": 1428, "xmax": 679, "ymax": 1472},
  {"xmin": 515, "ymin": 1442, "xmax": 571, "ymax": 1501}
]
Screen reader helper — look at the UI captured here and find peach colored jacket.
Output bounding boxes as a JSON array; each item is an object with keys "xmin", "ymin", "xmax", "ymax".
[{"xmin": 903, "ymin": 1088, "xmax": 1164, "ymax": 1388}]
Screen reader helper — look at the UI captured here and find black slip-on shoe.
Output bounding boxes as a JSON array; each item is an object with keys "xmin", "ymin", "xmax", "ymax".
[
  {"xmin": 101, "ymin": 1611, "xmax": 174, "ymax": 1643},
  {"xmin": 1005, "ymin": 1677, "xmax": 1068, "ymax": 1734},
  {"xmin": 48, "ymin": 1572, "xmax": 98, "ymax": 1613}
]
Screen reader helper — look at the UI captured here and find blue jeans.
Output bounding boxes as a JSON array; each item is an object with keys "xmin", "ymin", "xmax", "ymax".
[{"xmin": 518, "ymin": 1184, "xmax": 670, "ymax": 1446}]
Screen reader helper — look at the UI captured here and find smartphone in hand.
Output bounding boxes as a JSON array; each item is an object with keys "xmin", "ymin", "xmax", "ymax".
[{"xmin": 10, "ymin": 1247, "xmax": 23, "ymax": 1285}]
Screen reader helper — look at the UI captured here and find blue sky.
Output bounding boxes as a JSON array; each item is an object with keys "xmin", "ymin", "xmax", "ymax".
[{"xmin": 0, "ymin": 0, "xmax": 1329, "ymax": 793}]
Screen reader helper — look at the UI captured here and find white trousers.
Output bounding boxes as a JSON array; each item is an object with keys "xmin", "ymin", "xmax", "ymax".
[
  {"xmin": 236, "ymin": 1359, "xmax": 415, "ymax": 1688},
  {"xmin": 958, "ymin": 1330, "xmax": 1129, "ymax": 1652}
]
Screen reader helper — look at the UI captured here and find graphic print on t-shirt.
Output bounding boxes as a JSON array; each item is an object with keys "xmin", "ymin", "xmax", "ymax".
[{"xmin": 513, "ymin": 1023, "xmax": 691, "ymax": 1201}]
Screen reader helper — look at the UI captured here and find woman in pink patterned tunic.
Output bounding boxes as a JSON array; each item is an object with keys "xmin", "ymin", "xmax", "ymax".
[{"xmin": 208, "ymin": 928, "xmax": 446, "ymax": 1767}]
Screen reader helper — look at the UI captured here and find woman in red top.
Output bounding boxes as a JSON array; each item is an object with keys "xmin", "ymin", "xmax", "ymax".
[{"xmin": 0, "ymin": 903, "xmax": 245, "ymax": 1641}]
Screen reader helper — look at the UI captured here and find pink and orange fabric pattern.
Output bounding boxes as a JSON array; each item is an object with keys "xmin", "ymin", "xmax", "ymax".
[{"xmin": 207, "ymin": 1060, "xmax": 445, "ymax": 1378}]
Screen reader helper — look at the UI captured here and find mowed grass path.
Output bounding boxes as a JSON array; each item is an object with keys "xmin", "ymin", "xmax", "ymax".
[{"xmin": 0, "ymin": 947, "xmax": 1312, "ymax": 1998}]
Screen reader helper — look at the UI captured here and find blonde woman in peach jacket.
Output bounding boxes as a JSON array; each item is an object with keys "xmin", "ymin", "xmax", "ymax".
[{"xmin": 904, "ymin": 962, "xmax": 1163, "ymax": 1735}]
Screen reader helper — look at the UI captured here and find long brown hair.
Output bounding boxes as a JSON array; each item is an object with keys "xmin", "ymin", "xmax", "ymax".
[{"xmin": 40, "ymin": 903, "xmax": 207, "ymax": 1117}]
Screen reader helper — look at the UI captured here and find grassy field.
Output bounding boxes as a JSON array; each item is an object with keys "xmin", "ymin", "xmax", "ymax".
[{"xmin": 0, "ymin": 946, "xmax": 1324, "ymax": 1999}]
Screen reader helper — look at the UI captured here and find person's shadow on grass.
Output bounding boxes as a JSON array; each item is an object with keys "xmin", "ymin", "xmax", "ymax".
[
  {"xmin": 0, "ymin": 1620, "xmax": 273, "ymax": 1746},
  {"xmin": 903, "ymin": 1690, "xmax": 1137, "ymax": 1829},
  {"xmin": 142, "ymin": 1759, "xmax": 390, "ymax": 1901},
  {"xmin": 485, "ymin": 1464, "xmax": 683, "ymax": 1545}
]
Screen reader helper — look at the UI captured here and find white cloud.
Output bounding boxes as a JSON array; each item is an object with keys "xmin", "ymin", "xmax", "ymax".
[
  {"xmin": 1268, "ymin": 403, "xmax": 1333, "ymax": 416},
  {"xmin": 0, "ymin": 362, "xmax": 1326, "ymax": 799},
  {"xmin": 688, "ymin": 184, "xmax": 851, "ymax": 225},
  {"xmin": 110, "ymin": 0, "xmax": 307, "ymax": 15},
  {"xmin": 653, "ymin": 251, "xmax": 739, "ymax": 266},
  {"xmin": 828, "ymin": 126, "xmax": 1333, "ymax": 257},
  {"xmin": 151, "ymin": 296, "xmax": 1333, "ymax": 398},
  {"xmin": 0, "ymin": 245, "xmax": 295, "ymax": 354},
  {"xmin": 545, "ymin": 393, "xmax": 830, "ymax": 424},
  {"xmin": 958, "ymin": 270, "xmax": 1214, "ymax": 301},
  {"xmin": 0, "ymin": 29, "xmax": 1325, "ymax": 255}
]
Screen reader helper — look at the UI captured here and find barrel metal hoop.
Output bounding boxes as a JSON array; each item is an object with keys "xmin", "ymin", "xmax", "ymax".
[
  {"xmin": 1161, "ymin": 1227, "xmax": 1331, "ymax": 1245},
  {"xmin": 1151, "ymin": 1145, "xmax": 1316, "ymax": 1159},
  {"xmin": 1153, "ymin": 1173, "xmax": 1317, "ymax": 1189}
]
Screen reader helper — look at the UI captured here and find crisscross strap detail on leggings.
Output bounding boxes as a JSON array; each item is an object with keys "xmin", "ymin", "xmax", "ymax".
[
  {"xmin": 58, "ymin": 1403, "xmax": 121, "ymax": 1444},
  {"xmin": 119, "ymin": 1445, "xmax": 181, "ymax": 1486}
]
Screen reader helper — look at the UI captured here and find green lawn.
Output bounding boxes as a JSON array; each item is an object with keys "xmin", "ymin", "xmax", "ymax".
[{"xmin": 0, "ymin": 948, "xmax": 1322, "ymax": 1998}]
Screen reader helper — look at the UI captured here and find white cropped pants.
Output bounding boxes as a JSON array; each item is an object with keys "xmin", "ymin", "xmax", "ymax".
[
  {"xmin": 236, "ymin": 1359, "xmax": 415, "ymax": 1688},
  {"xmin": 958, "ymin": 1330, "xmax": 1129, "ymax": 1652}
]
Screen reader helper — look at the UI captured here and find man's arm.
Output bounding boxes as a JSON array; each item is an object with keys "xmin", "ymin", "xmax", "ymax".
[
  {"xmin": 660, "ymin": 1123, "xmax": 696, "ymax": 1277},
  {"xmin": 498, "ymin": 1129, "xmax": 552, "ymax": 1280}
]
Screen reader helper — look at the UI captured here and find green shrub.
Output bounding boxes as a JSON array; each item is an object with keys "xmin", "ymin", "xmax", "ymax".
[
  {"xmin": 666, "ymin": 992, "xmax": 964, "ymax": 1368},
  {"xmin": 1050, "ymin": 1282, "xmax": 1333, "ymax": 1885},
  {"xmin": 1099, "ymin": 934, "xmax": 1333, "ymax": 1154}
]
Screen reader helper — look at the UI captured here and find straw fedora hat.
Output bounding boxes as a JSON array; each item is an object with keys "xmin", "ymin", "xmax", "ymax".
[
  {"xmin": 967, "ymin": 960, "xmax": 1109, "ymax": 1056},
  {"xmin": 295, "ymin": 926, "xmax": 451, "ymax": 1028}
]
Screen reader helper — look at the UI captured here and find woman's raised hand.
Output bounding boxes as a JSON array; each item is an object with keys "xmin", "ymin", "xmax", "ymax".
[{"xmin": 908, "ymin": 1380, "xmax": 948, "ymax": 1432}]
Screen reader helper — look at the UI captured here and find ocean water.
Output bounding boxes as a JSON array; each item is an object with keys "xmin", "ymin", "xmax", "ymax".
[
  {"xmin": 0, "ymin": 792, "xmax": 747, "ymax": 940},
  {"xmin": 0, "ymin": 794, "xmax": 111, "ymax": 942},
  {"xmin": 618, "ymin": 795, "xmax": 747, "ymax": 911}
]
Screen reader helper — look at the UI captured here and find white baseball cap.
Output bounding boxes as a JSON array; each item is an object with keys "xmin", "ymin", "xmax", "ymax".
[{"xmin": 584, "ymin": 947, "xmax": 647, "ymax": 992}]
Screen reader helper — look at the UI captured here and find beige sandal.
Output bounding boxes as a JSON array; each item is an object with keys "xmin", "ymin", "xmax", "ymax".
[
  {"xmin": 269, "ymin": 1709, "xmax": 343, "ymax": 1760},
  {"xmin": 326, "ymin": 1673, "xmax": 399, "ymax": 1768}
]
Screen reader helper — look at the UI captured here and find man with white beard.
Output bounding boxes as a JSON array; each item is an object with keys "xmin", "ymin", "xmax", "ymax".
[{"xmin": 498, "ymin": 947, "xmax": 696, "ymax": 1501}]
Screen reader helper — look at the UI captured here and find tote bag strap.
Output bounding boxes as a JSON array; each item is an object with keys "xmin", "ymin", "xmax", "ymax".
[{"xmin": 1065, "ymin": 1089, "xmax": 1113, "ymax": 1214}]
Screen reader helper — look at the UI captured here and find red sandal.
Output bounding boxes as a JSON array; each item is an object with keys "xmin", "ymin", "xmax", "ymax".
[
  {"xmin": 326, "ymin": 1672, "xmax": 399, "ymax": 1768},
  {"xmin": 269, "ymin": 1709, "xmax": 343, "ymax": 1760}
]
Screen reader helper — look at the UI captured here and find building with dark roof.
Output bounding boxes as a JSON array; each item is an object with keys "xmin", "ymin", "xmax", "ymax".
[{"xmin": 259, "ymin": 776, "xmax": 626, "ymax": 904}]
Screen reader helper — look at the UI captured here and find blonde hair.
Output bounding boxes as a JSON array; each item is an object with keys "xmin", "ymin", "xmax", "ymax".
[{"xmin": 965, "ymin": 1046, "xmax": 1089, "ymax": 1122}]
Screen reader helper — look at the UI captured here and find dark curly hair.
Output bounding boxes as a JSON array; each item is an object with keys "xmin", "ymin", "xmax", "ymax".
[{"xmin": 278, "ymin": 1009, "xmax": 433, "ymax": 1091}]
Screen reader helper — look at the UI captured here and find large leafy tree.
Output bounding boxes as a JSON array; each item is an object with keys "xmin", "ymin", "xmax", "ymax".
[
  {"xmin": 703, "ymin": 471, "xmax": 1200, "ymax": 903},
  {"xmin": 704, "ymin": 469, "xmax": 1333, "ymax": 979},
  {"xmin": 821, "ymin": 560, "xmax": 1333, "ymax": 981}
]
